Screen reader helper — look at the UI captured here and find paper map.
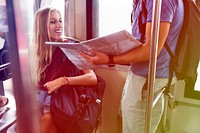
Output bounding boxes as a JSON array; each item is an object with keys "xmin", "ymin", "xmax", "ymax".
[{"xmin": 46, "ymin": 30, "xmax": 142, "ymax": 70}]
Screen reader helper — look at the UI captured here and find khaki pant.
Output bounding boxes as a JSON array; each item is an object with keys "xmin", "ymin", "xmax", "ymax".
[{"xmin": 121, "ymin": 71, "xmax": 168, "ymax": 133}]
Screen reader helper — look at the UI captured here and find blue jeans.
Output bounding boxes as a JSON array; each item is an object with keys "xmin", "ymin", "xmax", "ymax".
[{"xmin": 36, "ymin": 90, "xmax": 51, "ymax": 114}]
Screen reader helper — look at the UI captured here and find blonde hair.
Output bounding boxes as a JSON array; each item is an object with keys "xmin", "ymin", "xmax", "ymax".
[{"xmin": 33, "ymin": 7, "xmax": 59, "ymax": 84}]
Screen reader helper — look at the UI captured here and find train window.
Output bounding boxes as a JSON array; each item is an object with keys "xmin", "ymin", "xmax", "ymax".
[
  {"xmin": 49, "ymin": 0, "xmax": 65, "ymax": 21},
  {"xmin": 194, "ymin": 61, "xmax": 200, "ymax": 91},
  {"xmin": 63, "ymin": 0, "xmax": 133, "ymax": 41},
  {"xmin": 184, "ymin": 60, "xmax": 200, "ymax": 100},
  {"xmin": 99, "ymin": 0, "xmax": 132, "ymax": 36}
]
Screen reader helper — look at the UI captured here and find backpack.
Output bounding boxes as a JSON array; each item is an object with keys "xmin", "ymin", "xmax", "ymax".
[
  {"xmin": 48, "ymin": 48, "xmax": 106, "ymax": 133},
  {"xmin": 164, "ymin": 0, "xmax": 200, "ymax": 92},
  {"xmin": 138, "ymin": 0, "xmax": 200, "ymax": 92}
]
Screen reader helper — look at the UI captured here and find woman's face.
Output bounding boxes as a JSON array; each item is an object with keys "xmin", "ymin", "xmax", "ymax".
[{"xmin": 49, "ymin": 10, "xmax": 63, "ymax": 40}]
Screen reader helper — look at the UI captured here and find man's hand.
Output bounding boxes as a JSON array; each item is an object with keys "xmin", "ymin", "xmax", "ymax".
[{"xmin": 80, "ymin": 50, "xmax": 109, "ymax": 65}]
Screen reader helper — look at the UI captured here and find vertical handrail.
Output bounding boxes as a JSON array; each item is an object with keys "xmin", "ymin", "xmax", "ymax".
[
  {"xmin": 145, "ymin": 0, "xmax": 162, "ymax": 132},
  {"xmin": 6, "ymin": 0, "xmax": 40, "ymax": 132}
]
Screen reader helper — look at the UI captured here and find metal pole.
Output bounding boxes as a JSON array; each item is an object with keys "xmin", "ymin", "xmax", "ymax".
[
  {"xmin": 6, "ymin": 0, "xmax": 40, "ymax": 132},
  {"xmin": 145, "ymin": 0, "xmax": 162, "ymax": 132}
]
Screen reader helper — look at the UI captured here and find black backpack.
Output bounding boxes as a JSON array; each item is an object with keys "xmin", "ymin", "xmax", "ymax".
[
  {"xmin": 48, "ymin": 48, "xmax": 106, "ymax": 133},
  {"xmin": 164, "ymin": 0, "xmax": 200, "ymax": 92},
  {"xmin": 138, "ymin": 0, "xmax": 200, "ymax": 92}
]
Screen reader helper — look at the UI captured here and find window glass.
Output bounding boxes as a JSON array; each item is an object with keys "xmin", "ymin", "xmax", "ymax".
[
  {"xmin": 99, "ymin": 0, "xmax": 132, "ymax": 36},
  {"xmin": 194, "ymin": 61, "xmax": 200, "ymax": 91}
]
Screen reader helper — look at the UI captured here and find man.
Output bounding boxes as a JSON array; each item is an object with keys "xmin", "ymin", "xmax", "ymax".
[{"xmin": 81, "ymin": 0, "xmax": 184, "ymax": 132}]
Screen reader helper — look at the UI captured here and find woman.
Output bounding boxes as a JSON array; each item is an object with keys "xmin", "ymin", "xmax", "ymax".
[{"xmin": 33, "ymin": 7, "xmax": 97, "ymax": 133}]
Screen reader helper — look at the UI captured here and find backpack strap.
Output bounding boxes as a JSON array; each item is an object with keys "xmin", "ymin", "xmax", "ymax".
[
  {"xmin": 139, "ymin": 0, "xmax": 147, "ymax": 42},
  {"xmin": 131, "ymin": 0, "xmax": 140, "ymax": 24},
  {"xmin": 164, "ymin": 42, "xmax": 177, "ymax": 94},
  {"xmin": 132, "ymin": 0, "xmax": 147, "ymax": 43}
]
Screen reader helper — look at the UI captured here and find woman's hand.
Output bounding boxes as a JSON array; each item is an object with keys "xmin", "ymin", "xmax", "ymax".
[
  {"xmin": 80, "ymin": 50, "xmax": 109, "ymax": 65},
  {"xmin": 44, "ymin": 77, "xmax": 66, "ymax": 94}
]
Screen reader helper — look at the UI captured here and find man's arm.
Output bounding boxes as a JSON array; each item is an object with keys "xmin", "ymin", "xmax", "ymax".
[
  {"xmin": 80, "ymin": 22, "xmax": 171, "ymax": 65},
  {"xmin": 113, "ymin": 21, "xmax": 171, "ymax": 64}
]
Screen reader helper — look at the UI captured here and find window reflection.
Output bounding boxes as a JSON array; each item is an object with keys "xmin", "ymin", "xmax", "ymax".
[
  {"xmin": 99, "ymin": 0, "xmax": 132, "ymax": 36},
  {"xmin": 194, "ymin": 61, "xmax": 200, "ymax": 91}
]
